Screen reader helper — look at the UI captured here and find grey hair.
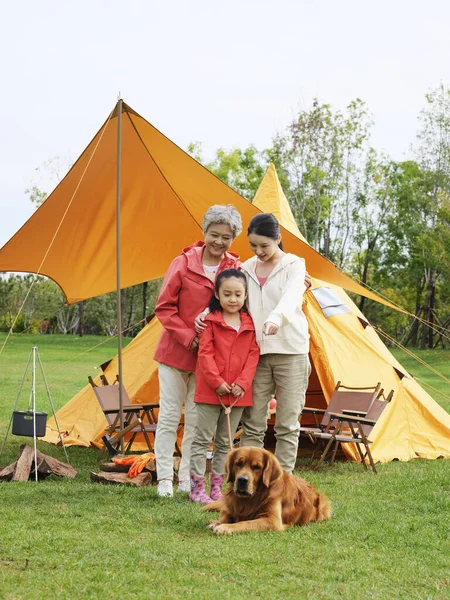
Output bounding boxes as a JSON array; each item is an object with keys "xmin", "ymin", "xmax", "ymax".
[{"xmin": 202, "ymin": 205, "xmax": 243, "ymax": 239}]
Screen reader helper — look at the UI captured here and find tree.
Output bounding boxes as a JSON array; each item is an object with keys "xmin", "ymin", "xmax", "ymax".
[
  {"xmin": 24, "ymin": 185, "xmax": 48, "ymax": 208},
  {"xmin": 25, "ymin": 155, "xmax": 71, "ymax": 208},
  {"xmin": 0, "ymin": 274, "xmax": 65, "ymax": 333},
  {"xmin": 413, "ymin": 84, "xmax": 450, "ymax": 347},
  {"xmin": 350, "ymin": 151, "xmax": 395, "ymax": 313},
  {"xmin": 269, "ymin": 99, "xmax": 373, "ymax": 267},
  {"xmin": 188, "ymin": 143, "xmax": 267, "ymax": 200}
]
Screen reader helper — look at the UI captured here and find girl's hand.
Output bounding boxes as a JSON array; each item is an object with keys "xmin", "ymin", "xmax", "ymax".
[
  {"xmin": 195, "ymin": 311, "xmax": 208, "ymax": 333},
  {"xmin": 216, "ymin": 382, "xmax": 232, "ymax": 396},
  {"xmin": 263, "ymin": 322, "xmax": 279, "ymax": 336},
  {"xmin": 231, "ymin": 383, "xmax": 245, "ymax": 400},
  {"xmin": 189, "ymin": 336, "xmax": 199, "ymax": 352}
]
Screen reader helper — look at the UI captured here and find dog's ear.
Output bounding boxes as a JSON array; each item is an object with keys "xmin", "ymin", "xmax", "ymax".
[
  {"xmin": 225, "ymin": 450, "xmax": 237, "ymax": 483},
  {"xmin": 262, "ymin": 451, "xmax": 283, "ymax": 488}
]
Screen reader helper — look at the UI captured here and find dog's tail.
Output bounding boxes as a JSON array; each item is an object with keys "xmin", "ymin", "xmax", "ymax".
[
  {"xmin": 200, "ymin": 500, "xmax": 224, "ymax": 513},
  {"xmin": 314, "ymin": 493, "xmax": 331, "ymax": 522}
]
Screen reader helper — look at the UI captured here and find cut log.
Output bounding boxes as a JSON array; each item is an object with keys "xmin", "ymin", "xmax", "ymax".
[
  {"xmin": 0, "ymin": 445, "xmax": 77, "ymax": 482},
  {"xmin": 0, "ymin": 461, "xmax": 18, "ymax": 481},
  {"xmin": 90, "ymin": 471, "xmax": 152, "ymax": 487},
  {"xmin": 35, "ymin": 449, "xmax": 77, "ymax": 478},
  {"xmin": 144, "ymin": 457, "xmax": 156, "ymax": 472},
  {"xmin": 12, "ymin": 445, "xmax": 35, "ymax": 481},
  {"xmin": 100, "ymin": 461, "xmax": 131, "ymax": 473},
  {"xmin": 35, "ymin": 455, "xmax": 54, "ymax": 476}
]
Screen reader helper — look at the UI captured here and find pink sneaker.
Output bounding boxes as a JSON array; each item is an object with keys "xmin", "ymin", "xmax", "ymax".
[
  {"xmin": 209, "ymin": 474, "xmax": 224, "ymax": 501},
  {"xmin": 189, "ymin": 474, "xmax": 212, "ymax": 504}
]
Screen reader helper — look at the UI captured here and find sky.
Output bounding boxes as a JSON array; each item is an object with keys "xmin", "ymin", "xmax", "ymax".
[{"xmin": 1, "ymin": 0, "xmax": 450, "ymax": 248}]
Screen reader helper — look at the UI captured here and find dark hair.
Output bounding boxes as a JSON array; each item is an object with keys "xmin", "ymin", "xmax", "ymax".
[
  {"xmin": 208, "ymin": 269, "xmax": 248, "ymax": 313},
  {"xmin": 247, "ymin": 213, "xmax": 284, "ymax": 250}
]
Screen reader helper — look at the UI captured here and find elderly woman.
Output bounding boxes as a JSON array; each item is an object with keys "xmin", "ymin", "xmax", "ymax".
[{"xmin": 154, "ymin": 204, "xmax": 243, "ymax": 498}]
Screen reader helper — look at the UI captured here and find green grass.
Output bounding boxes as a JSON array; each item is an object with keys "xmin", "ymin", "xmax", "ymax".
[{"xmin": 0, "ymin": 334, "xmax": 449, "ymax": 600}]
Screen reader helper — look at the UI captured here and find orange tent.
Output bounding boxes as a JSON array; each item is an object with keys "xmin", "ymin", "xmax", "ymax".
[
  {"xmin": 44, "ymin": 162, "xmax": 450, "ymax": 464},
  {"xmin": 0, "ymin": 101, "xmax": 400, "ymax": 311}
]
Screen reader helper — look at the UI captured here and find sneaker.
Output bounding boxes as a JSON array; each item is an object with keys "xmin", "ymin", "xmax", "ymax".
[
  {"xmin": 177, "ymin": 479, "xmax": 192, "ymax": 493},
  {"xmin": 157, "ymin": 480, "xmax": 173, "ymax": 498}
]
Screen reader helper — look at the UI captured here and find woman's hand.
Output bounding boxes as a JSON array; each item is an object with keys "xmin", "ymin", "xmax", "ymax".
[
  {"xmin": 216, "ymin": 382, "xmax": 232, "ymax": 396},
  {"xmin": 189, "ymin": 336, "xmax": 199, "ymax": 352},
  {"xmin": 263, "ymin": 322, "xmax": 279, "ymax": 336},
  {"xmin": 304, "ymin": 271, "xmax": 312, "ymax": 292},
  {"xmin": 195, "ymin": 311, "xmax": 208, "ymax": 334},
  {"xmin": 231, "ymin": 383, "xmax": 245, "ymax": 400}
]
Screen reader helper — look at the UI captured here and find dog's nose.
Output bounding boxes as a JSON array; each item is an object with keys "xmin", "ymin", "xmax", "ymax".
[{"xmin": 236, "ymin": 475, "xmax": 249, "ymax": 491}]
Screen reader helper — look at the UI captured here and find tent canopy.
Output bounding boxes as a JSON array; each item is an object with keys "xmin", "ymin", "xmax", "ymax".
[{"xmin": 0, "ymin": 101, "xmax": 400, "ymax": 312}]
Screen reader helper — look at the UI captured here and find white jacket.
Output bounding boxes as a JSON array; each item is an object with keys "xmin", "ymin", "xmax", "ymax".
[{"xmin": 241, "ymin": 253, "xmax": 309, "ymax": 355}]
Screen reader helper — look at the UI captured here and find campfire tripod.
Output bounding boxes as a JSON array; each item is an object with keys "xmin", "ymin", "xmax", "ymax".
[{"xmin": 0, "ymin": 346, "xmax": 69, "ymax": 481}]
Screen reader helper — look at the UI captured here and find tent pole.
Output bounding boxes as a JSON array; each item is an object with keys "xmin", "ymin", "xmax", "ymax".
[{"xmin": 116, "ymin": 97, "xmax": 124, "ymax": 453}]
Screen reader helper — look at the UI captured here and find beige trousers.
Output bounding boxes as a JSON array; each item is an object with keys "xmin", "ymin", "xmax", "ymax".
[
  {"xmin": 240, "ymin": 353, "xmax": 310, "ymax": 473},
  {"xmin": 190, "ymin": 403, "xmax": 244, "ymax": 477},
  {"xmin": 155, "ymin": 363, "xmax": 197, "ymax": 483}
]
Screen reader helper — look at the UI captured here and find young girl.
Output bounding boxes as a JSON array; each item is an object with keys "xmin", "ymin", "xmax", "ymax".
[
  {"xmin": 189, "ymin": 269, "xmax": 260, "ymax": 504},
  {"xmin": 240, "ymin": 213, "xmax": 310, "ymax": 474}
]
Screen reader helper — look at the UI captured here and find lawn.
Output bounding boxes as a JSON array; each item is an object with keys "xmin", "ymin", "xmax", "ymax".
[{"xmin": 0, "ymin": 334, "xmax": 449, "ymax": 600}]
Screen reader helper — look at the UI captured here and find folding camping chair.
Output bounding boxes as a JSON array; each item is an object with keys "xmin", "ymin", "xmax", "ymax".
[
  {"xmin": 88, "ymin": 376, "xmax": 159, "ymax": 459},
  {"xmin": 300, "ymin": 381, "xmax": 382, "ymax": 443},
  {"xmin": 310, "ymin": 389, "xmax": 394, "ymax": 473}
]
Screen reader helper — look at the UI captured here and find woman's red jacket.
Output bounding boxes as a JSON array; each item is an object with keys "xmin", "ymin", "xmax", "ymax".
[{"xmin": 154, "ymin": 242, "xmax": 240, "ymax": 372}]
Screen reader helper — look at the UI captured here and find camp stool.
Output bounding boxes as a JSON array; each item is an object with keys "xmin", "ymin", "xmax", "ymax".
[
  {"xmin": 310, "ymin": 389, "xmax": 394, "ymax": 473},
  {"xmin": 88, "ymin": 376, "xmax": 158, "ymax": 459},
  {"xmin": 301, "ymin": 381, "xmax": 382, "ymax": 463}
]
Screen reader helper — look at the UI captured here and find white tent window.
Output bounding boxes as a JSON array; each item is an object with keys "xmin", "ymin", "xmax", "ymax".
[{"xmin": 311, "ymin": 287, "xmax": 351, "ymax": 318}]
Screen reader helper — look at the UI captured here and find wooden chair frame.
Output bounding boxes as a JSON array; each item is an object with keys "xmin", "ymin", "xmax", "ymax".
[
  {"xmin": 310, "ymin": 389, "xmax": 394, "ymax": 473},
  {"xmin": 301, "ymin": 381, "xmax": 382, "ymax": 444},
  {"xmin": 88, "ymin": 376, "xmax": 159, "ymax": 459}
]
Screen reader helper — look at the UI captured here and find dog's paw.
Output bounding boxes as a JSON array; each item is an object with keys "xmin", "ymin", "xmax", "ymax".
[
  {"xmin": 213, "ymin": 524, "xmax": 234, "ymax": 536},
  {"xmin": 207, "ymin": 520, "xmax": 220, "ymax": 531}
]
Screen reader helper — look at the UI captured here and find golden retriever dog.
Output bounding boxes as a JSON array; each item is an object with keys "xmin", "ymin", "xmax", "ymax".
[{"xmin": 203, "ymin": 447, "xmax": 331, "ymax": 535}]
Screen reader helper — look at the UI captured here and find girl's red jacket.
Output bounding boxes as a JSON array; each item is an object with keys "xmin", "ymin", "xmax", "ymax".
[
  {"xmin": 194, "ymin": 311, "xmax": 260, "ymax": 407},
  {"xmin": 154, "ymin": 242, "xmax": 240, "ymax": 372}
]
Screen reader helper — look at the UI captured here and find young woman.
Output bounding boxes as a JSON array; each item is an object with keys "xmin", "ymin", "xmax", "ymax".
[
  {"xmin": 154, "ymin": 205, "xmax": 242, "ymax": 498},
  {"xmin": 189, "ymin": 269, "xmax": 259, "ymax": 504},
  {"xmin": 239, "ymin": 213, "xmax": 310, "ymax": 474}
]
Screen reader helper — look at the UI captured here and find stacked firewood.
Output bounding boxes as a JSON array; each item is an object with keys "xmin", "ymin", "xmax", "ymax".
[
  {"xmin": 0, "ymin": 444, "xmax": 77, "ymax": 481},
  {"xmin": 90, "ymin": 456, "xmax": 180, "ymax": 487},
  {"xmin": 90, "ymin": 456, "xmax": 156, "ymax": 487}
]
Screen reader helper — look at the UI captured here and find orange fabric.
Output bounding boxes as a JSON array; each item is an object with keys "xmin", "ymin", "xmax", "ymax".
[
  {"xmin": 304, "ymin": 278, "xmax": 450, "ymax": 462},
  {"xmin": 113, "ymin": 456, "xmax": 138, "ymax": 465},
  {"xmin": 252, "ymin": 163, "xmax": 307, "ymax": 242},
  {"xmin": 154, "ymin": 242, "xmax": 240, "ymax": 371},
  {"xmin": 0, "ymin": 101, "xmax": 402, "ymax": 312},
  {"xmin": 114, "ymin": 452, "xmax": 155, "ymax": 478}
]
